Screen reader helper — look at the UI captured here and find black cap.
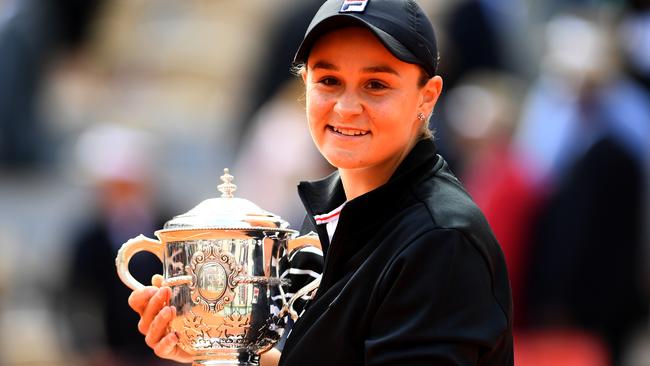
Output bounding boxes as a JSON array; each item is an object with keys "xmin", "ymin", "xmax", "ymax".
[{"xmin": 293, "ymin": 0, "xmax": 438, "ymax": 76}]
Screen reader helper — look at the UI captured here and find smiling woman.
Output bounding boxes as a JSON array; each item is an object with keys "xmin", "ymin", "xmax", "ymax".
[
  {"xmin": 301, "ymin": 26, "xmax": 442, "ymax": 200},
  {"xmin": 126, "ymin": 1, "xmax": 514, "ymax": 365}
]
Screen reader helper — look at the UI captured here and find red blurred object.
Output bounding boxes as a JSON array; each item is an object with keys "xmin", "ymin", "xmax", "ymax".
[
  {"xmin": 514, "ymin": 328, "xmax": 610, "ymax": 366},
  {"xmin": 463, "ymin": 145, "xmax": 543, "ymax": 326}
]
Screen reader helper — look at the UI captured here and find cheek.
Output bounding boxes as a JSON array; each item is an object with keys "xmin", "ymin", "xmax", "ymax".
[
  {"xmin": 306, "ymin": 91, "xmax": 332, "ymax": 124},
  {"xmin": 368, "ymin": 95, "xmax": 420, "ymax": 138},
  {"xmin": 305, "ymin": 93, "xmax": 326, "ymax": 141},
  {"xmin": 367, "ymin": 99, "xmax": 406, "ymax": 127}
]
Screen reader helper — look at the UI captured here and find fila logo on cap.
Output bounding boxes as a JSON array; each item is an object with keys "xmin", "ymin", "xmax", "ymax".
[{"xmin": 340, "ymin": 0, "xmax": 369, "ymax": 13}]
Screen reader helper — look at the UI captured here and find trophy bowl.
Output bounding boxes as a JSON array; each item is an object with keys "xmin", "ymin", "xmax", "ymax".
[{"xmin": 116, "ymin": 169, "xmax": 320, "ymax": 366}]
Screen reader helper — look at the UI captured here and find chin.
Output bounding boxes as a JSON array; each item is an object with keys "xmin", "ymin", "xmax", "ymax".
[
  {"xmin": 321, "ymin": 151, "xmax": 360, "ymax": 170},
  {"xmin": 326, "ymin": 157, "xmax": 369, "ymax": 170}
]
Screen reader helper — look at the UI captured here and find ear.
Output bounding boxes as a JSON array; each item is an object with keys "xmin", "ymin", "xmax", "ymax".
[{"xmin": 418, "ymin": 75, "xmax": 443, "ymax": 117}]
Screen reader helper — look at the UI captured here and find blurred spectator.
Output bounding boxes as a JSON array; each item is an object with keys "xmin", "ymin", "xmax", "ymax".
[
  {"xmin": 439, "ymin": 0, "xmax": 530, "ymax": 89},
  {"xmin": 517, "ymin": 11, "xmax": 650, "ymax": 365},
  {"xmin": 515, "ymin": 10, "xmax": 650, "ymax": 186},
  {"xmin": 442, "ymin": 71, "xmax": 542, "ymax": 328},
  {"xmin": 620, "ymin": 0, "xmax": 650, "ymax": 91},
  {"xmin": 62, "ymin": 123, "xmax": 172, "ymax": 366},
  {"xmin": 0, "ymin": 0, "xmax": 105, "ymax": 169},
  {"xmin": 619, "ymin": 0, "xmax": 650, "ymax": 305},
  {"xmin": 233, "ymin": 79, "xmax": 332, "ymax": 228},
  {"xmin": 233, "ymin": 0, "xmax": 323, "ymax": 152},
  {"xmin": 432, "ymin": 0, "xmax": 532, "ymax": 168}
]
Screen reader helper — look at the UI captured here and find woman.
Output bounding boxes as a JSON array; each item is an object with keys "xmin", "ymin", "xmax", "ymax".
[{"xmin": 128, "ymin": 0, "xmax": 514, "ymax": 364}]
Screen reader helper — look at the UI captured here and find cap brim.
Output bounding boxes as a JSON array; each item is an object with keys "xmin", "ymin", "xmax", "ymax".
[{"xmin": 293, "ymin": 14, "xmax": 421, "ymax": 67}]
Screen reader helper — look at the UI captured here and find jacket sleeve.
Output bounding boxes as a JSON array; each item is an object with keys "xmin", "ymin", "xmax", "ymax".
[{"xmin": 365, "ymin": 228, "xmax": 511, "ymax": 366}]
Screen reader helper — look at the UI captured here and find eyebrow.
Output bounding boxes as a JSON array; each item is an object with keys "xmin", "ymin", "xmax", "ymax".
[
  {"xmin": 311, "ymin": 61, "xmax": 400, "ymax": 76},
  {"xmin": 311, "ymin": 61, "xmax": 338, "ymax": 71},
  {"xmin": 362, "ymin": 65, "xmax": 399, "ymax": 76}
]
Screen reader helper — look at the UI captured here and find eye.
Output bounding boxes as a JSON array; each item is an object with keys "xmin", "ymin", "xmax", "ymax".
[
  {"xmin": 366, "ymin": 80, "xmax": 388, "ymax": 90},
  {"xmin": 318, "ymin": 77, "xmax": 340, "ymax": 86}
]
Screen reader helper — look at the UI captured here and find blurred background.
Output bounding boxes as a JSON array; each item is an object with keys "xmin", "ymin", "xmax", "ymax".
[{"xmin": 0, "ymin": 0, "xmax": 648, "ymax": 365}]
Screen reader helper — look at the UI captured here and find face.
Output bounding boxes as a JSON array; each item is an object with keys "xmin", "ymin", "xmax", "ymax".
[{"xmin": 303, "ymin": 27, "xmax": 441, "ymax": 177}]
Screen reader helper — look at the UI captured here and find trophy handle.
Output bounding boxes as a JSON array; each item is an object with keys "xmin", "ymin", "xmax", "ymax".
[
  {"xmin": 279, "ymin": 233, "xmax": 322, "ymax": 320},
  {"xmin": 115, "ymin": 234, "xmax": 165, "ymax": 290},
  {"xmin": 287, "ymin": 231, "xmax": 322, "ymax": 254}
]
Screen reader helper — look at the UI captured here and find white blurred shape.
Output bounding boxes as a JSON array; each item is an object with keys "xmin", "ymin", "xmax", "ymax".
[
  {"xmin": 445, "ymin": 85, "xmax": 499, "ymax": 140},
  {"xmin": 74, "ymin": 123, "xmax": 157, "ymax": 185},
  {"xmin": 0, "ymin": 307, "xmax": 66, "ymax": 364},
  {"xmin": 543, "ymin": 14, "xmax": 613, "ymax": 87}
]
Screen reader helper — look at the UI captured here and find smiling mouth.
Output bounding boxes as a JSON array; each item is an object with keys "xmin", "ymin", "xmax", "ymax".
[{"xmin": 329, "ymin": 125, "xmax": 369, "ymax": 136}]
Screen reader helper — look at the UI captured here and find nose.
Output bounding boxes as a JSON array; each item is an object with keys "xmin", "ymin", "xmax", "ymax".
[{"xmin": 333, "ymin": 88, "xmax": 362, "ymax": 119}]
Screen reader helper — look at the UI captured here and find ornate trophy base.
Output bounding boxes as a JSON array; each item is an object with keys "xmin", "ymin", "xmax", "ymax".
[
  {"xmin": 193, "ymin": 363, "xmax": 258, "ymax": 366},
  {"xmin": 193, "ymin": 353, "xmax": 260, "ymax": 366}
]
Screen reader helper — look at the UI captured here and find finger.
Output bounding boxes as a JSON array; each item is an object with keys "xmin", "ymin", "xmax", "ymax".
[
  {"xmin": 153, "ymin": 331, "xmax": 194, "ymax": 364},
  {"xmin": 138, "ymin": 287, "xmax": 171, "ymax": 335},
  {"xmin": 151, "ymin": 274, "xmax": 164, "ymax": 287},
  {"xmin": 152, "ymin": 331, "xmax": 180, "ymax": 359},
  {"xmin": 145, "ymin": 305, "xmax": 174, "ymax": 348},
  {"xmin": 128, "ymin": 287, "xmax": 158, "ymax": 316}
]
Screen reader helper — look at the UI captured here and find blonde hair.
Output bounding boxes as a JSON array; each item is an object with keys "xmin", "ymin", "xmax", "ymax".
[{"xmin": 420, "ymin": 120, "xmax": 434, "ymax": 140}]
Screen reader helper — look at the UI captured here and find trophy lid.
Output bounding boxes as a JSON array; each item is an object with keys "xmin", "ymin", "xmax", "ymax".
[{"xmin": 161, "ymin": 169, "xmax": 291, "ymax": 231}]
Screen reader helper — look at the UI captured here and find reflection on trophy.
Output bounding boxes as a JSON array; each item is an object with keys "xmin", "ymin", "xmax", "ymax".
[{"xmin": 116, "ymin": 169, "xmax": 321, "ymax": 366}]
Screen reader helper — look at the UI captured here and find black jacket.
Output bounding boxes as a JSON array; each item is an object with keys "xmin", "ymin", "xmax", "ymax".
[{"xmin": 280, "ymin": 138, "xmax": 513, "ymax": 366}]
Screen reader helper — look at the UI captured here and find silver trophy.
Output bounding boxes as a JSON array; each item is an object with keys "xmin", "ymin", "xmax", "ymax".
[{"xmin": 116, "ymin": 169, "xmax": 320, "ymax": 366}]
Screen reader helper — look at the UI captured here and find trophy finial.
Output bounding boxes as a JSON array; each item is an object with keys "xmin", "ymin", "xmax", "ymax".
[{"xmin": 218, "ymin": 168, "xmax": 236, "ymax": 198}]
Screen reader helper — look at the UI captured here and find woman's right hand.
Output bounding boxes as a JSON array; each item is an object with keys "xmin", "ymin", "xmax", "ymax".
[
  {"xmin": 128, "ymin": 275, "xmax": 280, "ymax": 366},
  {"xmin": 127, "ymin": 274, "xmax": 193, "ymax": 364}
]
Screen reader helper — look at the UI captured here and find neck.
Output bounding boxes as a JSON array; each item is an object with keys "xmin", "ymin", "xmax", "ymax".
[
  {"xmin": 339, "ymin": 168, "xmax": 389, "ymax": 201},
  {"xmin": 339, "ymin": 143, "xmax": 416, "ymax": 201}
]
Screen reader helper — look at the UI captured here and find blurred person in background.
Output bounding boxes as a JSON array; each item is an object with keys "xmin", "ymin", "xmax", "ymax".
[
  {"xmin": 439, "ymin": 0, "xmax": 530, "ymax": 90},
  {"xmin": 441, "ymin": 71, "xmax": 541, "ymax": 328},
  {"xmin": 619, "ymin": 0, "xmax": 650, "ymax": 300},
  {"xmin": 620, "ymin": 0, "xmax": 650, "ymax": 92},
  {"xmin": 233, "ymin": 79, "xmax": 333, "ymax": 229},
  {"xmin": 233, "ymin": 0, "xmax": 324, "ymax": 151},
  {"xmin": 430, "ymin": 0, "xmax": 532, "ymax": 170},
  {"xmin": 0, "ymin": 0, "xmax": 105, "ymax": 170},
  {"xmin": 62, "ymin": 123, "xmax": 173, "ymax": 366},
  {"xmin": 516, "ymin": 9, "xmax": 650, "ymax": 365}
]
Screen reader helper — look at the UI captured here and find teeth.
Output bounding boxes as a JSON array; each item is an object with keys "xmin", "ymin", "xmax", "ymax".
[{"xmin": 331, "ymin": 126, "xmax": 368, "ymax": 136}]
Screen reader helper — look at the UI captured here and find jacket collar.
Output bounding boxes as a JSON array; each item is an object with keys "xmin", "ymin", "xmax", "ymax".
[{"xmin": 298, "ymin": 138, "xmax": 439, "ymax": 234}]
